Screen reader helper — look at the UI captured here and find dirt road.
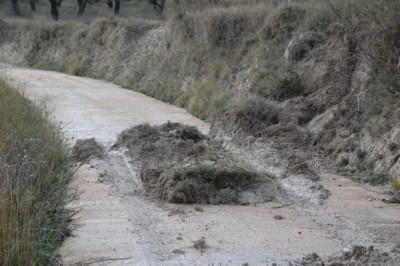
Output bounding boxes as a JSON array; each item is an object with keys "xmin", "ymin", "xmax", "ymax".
[{"xmin": 2, "ymin": 66, "xmax": 400, "ymax": 265}]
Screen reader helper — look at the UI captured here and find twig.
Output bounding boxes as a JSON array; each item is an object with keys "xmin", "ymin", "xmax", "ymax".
[
  {"xmin": 272, "ymin": 202, "xmax": 296, "ymax": 209},
  {"xmin": 220, "ymin": 128, "xmax": 241, "ymax": 150}
]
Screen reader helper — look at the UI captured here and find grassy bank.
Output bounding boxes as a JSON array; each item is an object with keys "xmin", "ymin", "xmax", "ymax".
[{"xmin": 0, "ymin": 80, "xmax": 69, "ymax": 265}]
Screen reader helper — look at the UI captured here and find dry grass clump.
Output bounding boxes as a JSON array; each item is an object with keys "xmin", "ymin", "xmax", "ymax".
[
  {"xmin": 262, "ymin": 4, "xmax": 306, "ymax": 41},
  {"xmin": 232, "ymin": 98, "xmax": 280, "ymax": 132},
  {"xmin": 211, "ymin": 98, "xmax": 281, "ymax": 138},
  {"xmin": 0, "ymin": 80, "xmax": 69, "ymax": 265},
  {"xmin": 172, "ymin": 2, "xmax": 271, "ymax": 50},
  {"xmin": 113, "ymin": 122, "xmax": 205, "ymax": 150},
  {"xmin": 142, "ymin": 163, "xmax": 274, "ymax": 204},
  {"xmin": 71, "ymin": 138, "xmax": 104, "ymax": 162}
]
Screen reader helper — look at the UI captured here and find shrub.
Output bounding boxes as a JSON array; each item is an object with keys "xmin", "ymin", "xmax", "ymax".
[
  {"xmin": 364, "ymin": 173, "xmax": 389, "ymax": 186},
  {"xmin": 390, "ymin": 175, "xmax": 400, "ymax": 192},
  {"xmin": 231, "ymin": 98, "xmax": 280, "ymax": 135}
]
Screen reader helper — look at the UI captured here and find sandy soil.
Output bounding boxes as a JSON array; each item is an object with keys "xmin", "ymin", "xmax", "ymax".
[{"xmin": 2, "ymin": 66, "xmax": 400, "ymax": 265}]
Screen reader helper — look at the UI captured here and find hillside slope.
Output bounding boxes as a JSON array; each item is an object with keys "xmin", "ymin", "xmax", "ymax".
[{"xmin": 0, "ymin": 0, "xmax": 399, "ymax": 187}]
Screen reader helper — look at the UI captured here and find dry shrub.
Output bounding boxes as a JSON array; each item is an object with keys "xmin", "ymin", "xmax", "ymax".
[
  {"xmin": 271, "ymin": 73, "xmax": 304, "ymax": 101},
  {"xmin": 262, "ymin": 4, "xmax": 306, "ymax": 41},
  {"xmin": 172, "ymin": 3, "xmax": 271, "ymax": 50},
  {"xmin": 212, "ymin": 98, "xmax": 281, "ymax": 138},
  {"xmin": 233, "ymin": 99, "xmax": 279, "ymax": 129}
]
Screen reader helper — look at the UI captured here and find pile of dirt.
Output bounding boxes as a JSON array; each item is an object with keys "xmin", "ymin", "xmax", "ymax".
[
  {"xmin": 113, "ymin": 122, "xmax": 277, "ymax": 204},
  {"xmin": 295, "ymin": 245, "xmax": 400, "ymax": 266},
  {"xmin": 113, "ymin": 122, "xmax": 205, "ymax": 151},
  {"xmin": 72, "ymin": 138, "xmax": 104, "ymax": 162},
  {"xmin": 142, "ymin": 163, "xmax": 276, "ymax": 204}
]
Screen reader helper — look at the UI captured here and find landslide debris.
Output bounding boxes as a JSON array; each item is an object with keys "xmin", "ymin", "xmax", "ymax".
[
  {"xmin": 295, "ymin": 245, "xmax": 400, "ymax": 266},
  {"xmin": 72, "ymin": 138, "xmax": 104, "ymax": 162},
  {"xmin": 113, "ymin": 122, "xmax": 277, "ymax": 204}
]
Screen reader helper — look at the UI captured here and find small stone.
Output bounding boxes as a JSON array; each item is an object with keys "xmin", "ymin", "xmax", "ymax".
[{"xmin": 195, "ymin": 207, "xmax": 204, "ymax": 212}]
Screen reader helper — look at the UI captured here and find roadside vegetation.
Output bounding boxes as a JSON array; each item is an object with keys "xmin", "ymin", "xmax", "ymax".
[
  {"xmin": 0, "ymin": 0, "xmax": 399, "ymax": 184},
  {"xmin": 0, "ymin": 80, "xmax": 69, "ymax": 265}
]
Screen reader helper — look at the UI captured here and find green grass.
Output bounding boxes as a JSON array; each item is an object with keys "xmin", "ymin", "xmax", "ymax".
[
  {"xmin": 363, "ymin": 173, "xmax": 390, "ymax": 186},
  {"xmin": 0, "ymin": 80, "xmax": 69, "ymax": 265}
]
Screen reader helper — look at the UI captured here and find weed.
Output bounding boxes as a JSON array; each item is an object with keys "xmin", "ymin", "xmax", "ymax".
[
  {"xmin": 364, "ymin": 173, "xmax": 389, "ymax": 186},
  {"xmin": 230, "ymin": 97, "xmax": 280, "ymax": 136},
  {"xmin": 70, "ymin": 63, "xmax": 87, "ymax": 77},
  {"xmin": 336, "ymin": 167, "xmax": 356, "ymax": 177}
]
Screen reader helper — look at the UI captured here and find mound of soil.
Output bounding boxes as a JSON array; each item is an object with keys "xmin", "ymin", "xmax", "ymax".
[
  {"xmin": 113, "ymin": 122, "xmax": 205, "ymax": 150},
  {"xmin": 295, "ymin": 245, "xmax": 400, "ymax": 266},
  {"xmin": 142, "ymin": 163, "xmax": 276, "ymax": 205},
  {"xmin": 72, "ymin": 138, "xmax": 104, "ymax": 162},
  {"xmin": 114, "ymin": 122, "xmax": 277, "ymax": 205}
]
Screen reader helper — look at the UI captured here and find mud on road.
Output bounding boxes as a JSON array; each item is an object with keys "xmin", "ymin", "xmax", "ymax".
[{"xmin": 2, "ymin": 66, "xmax": 400, "ymax": 265}]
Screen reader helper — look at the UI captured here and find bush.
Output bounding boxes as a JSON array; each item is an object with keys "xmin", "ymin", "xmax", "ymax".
[
  {"xmin": 173, "ymin": 3, "xmax": 271, "ymax": 50},
  {"xmin": 231, "ymin": 98, "xmax": 280, "ymax": 135},
  {"xmin": 364, "ymin": 173, "xmax": 390, "ymax": 186},
  {"xmin": 391, "ymin": 175, "xmax": 400, "ymax": 192}
]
